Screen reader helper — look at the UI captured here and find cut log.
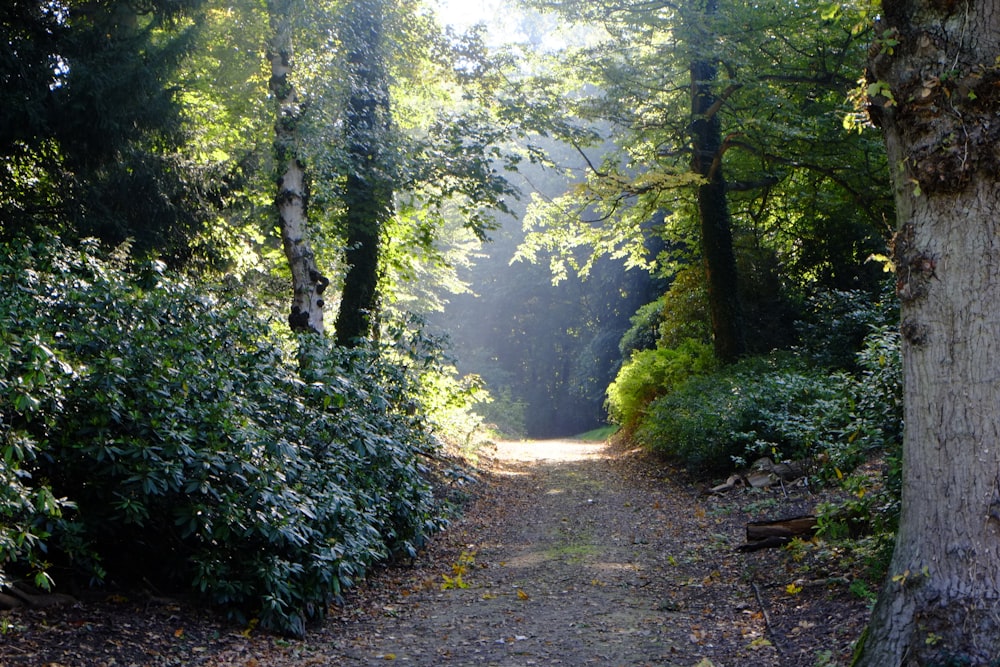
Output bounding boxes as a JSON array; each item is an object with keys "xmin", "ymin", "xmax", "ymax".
[
  {"xmin": 738, "ymin": 515, "xmax": 818, "ymax": 552},
  {"xmin": 706, "ymin": 458, "xmax": 807, "ymax": 494}
]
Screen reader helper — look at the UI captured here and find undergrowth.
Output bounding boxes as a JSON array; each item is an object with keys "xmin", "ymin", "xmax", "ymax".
[
  {"xmin": 611, "ymin": 287, "xmax": 902, "ymax": 583},
  {"xmin": 0, "ymin": 237, "xmax": 466, "ymax": 636}
]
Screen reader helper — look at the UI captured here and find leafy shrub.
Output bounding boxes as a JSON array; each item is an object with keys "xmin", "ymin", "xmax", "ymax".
[
  {"xmin": 473, "ymin": 386, "xmax": 527, "ymax": 439},
  {"xmin": 0, "ymin": 238, "xmax": 96, "ymax": 591},
  {"xmin": 851, "ymin": 324, "xmax": 903, "ymax": 453},
  {"xmin": 0, "ymin": 237, "xmax": 444, "ymax": 636},
  {"xmin": 814, "ymin": 325, "xmax": 902, "ymax": 581},
  {"xmin": 619, "ymin": 300, "xmax": 664, "ymax": 357},
  {"xmin": 635, "ymin": 354, "xmax": 857, "ymax": 474},
  {"xmin": 606, "ymin": 339, "xmax": 716, "ymax": 431},
  {"xmin": 634, "ymin": 323, "xmax": 903, "ymax": 483},
  {"xmin": 656, "ymin": 266, "xmax": 712, "ymax": 349},
  {"xmin": 796, "ymin": 286, "xmax": 896, "ymax": 369}
]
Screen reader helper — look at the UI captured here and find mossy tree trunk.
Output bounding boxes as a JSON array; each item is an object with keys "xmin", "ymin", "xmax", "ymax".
[
  {"xmin": 856, "ymin": 0, "xmax": 1000, "ymax": 662},
  {"xmin": 333, "ymin": 0, "xmax": 393, "ymax": 347},
  {"xmin": 688, "ymin": 0, "xmax": 746, "ymax": 364}
]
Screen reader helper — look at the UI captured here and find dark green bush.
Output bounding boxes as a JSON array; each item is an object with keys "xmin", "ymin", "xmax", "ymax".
[
  {"xmin": 634, "ymin": 324, "xmax": 902, "ymax": 481},
  {"xmin": 796, "ymin": 286, "xmax": 896, "ymax": 370},
  {"xmin": 618, "ymin": 300, "xmax": 664, "ymax": 358},
  {"xmin": 0, "ymin": 238, "xmax": 443, "ymax": 636},
  {"xmin": 635, "ymin": 354, "xmax": 858, "ymax": 474},
  {"xmin": 815, "ymin": 324, "xmax": 902, "ymax": 580}
]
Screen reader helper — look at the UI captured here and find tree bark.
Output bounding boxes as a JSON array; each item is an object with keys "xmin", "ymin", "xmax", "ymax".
[
  {"xmin": 690, "ymin": 54, "xmax": 746, "ymax": 364},
  {"xmin": 333, "ymin": 0, "xmax": 393, "ymax": 347},
  {"xmin": 269, "ymin": 2, "xmax": 328, "ymax": 335},
  {"xmin": 856, "ymin": 0, "xmax": 1000, "ymax": 662}
]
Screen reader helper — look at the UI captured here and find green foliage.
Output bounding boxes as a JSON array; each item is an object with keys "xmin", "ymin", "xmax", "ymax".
[
  {"xmin": 813, "ymin": 325, "xmax": 902, "ymax": 582},
  {"xmin": 0, "ymin": 0, "xmax": 226, "ymax": 260},
  {"xmin": 634, "ymin": 354, "xmax": 844, "ymax": 472},
  {"xmin": 473, "ymin": 387, "xmax": 528, "ymax": 440},
  {"xmin": 619, "ymin": 300, "xmax": 664, "ymax": 358},
  {"xmin": 0, "ymin": 238, "xmax": 443, "ymax": 636},
  {"xmin": 851, "ymin": 324, "xmax": 903, "ymax": 452},
  {"xmin": 633, "ymin": 336, "xmax": 901, "ymax": 477},
  {"xmin": 606, "ymin": 339, "xmax": 716, "ymax": 432},
  {"xmin": 657, "ymin": 265, "xmax": 713, "ymax": 349},
  {"xmin": 796, "ymin": 287, "xmax": 897, "ymax": 369},
  {"xmin": 0, "ymin": 272, "xmax": 82, "ymax": 590},
  {"xmin": 516, "ymin": 0, "xmax": 892, "ymax": 297}
]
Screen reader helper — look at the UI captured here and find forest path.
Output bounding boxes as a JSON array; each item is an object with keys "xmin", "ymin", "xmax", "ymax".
[
  {"xmin": 340, "ymin": 437, "xmax": 753, "ymax": 666},
  {"xmin": 272, "ymin": 438, "xmax": 794, "ymax": 666},
  {"xmin": 5, "ymin": 439, "xmax": 867, "ymax": 666}
]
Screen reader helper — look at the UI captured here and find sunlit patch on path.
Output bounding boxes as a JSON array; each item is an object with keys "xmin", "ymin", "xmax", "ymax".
[{"xmin": 492, "ymin": 438, "xmax": 610, "ymax": 463}]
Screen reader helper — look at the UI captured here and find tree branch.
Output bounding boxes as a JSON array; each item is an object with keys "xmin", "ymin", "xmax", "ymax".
[
  {"xmin": 571, "ymin": 139, "xmax": 608, "ymax": 178},
  {"xmin": 702, "ymin": 83, "xmax": 743, "ymax": 121}
]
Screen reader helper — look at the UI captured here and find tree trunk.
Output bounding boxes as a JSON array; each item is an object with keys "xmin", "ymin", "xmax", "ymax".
[
  {"xmin": 333, "ymin": 0, "xmax": 393, "ymax": 347},
  {"xmin": 269, "ymin": 2, "xmax": 328, "ymax": 335},
  {"xmin": 856, "ymin": 0, "xmax": 1000, "ymax": 662},
  {"xmin": 690, "ymin": 54, "xmax": 746, "ymax": 363}
]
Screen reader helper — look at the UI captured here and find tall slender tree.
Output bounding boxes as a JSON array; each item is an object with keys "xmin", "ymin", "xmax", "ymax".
[
  {"xmin": 268, "ymin": 0, "xmax": 329, "ymax": 334},
  {"xmin": 688, "ymin": 0, "xmax": 745, "ymax": 362},
  {"xmin": 855, "ymin": 0, "xmax": 1000, "ymax": 661},
  {"xmin": 333, "ymin": 0, "xmax": 394, "ymax": 346}
]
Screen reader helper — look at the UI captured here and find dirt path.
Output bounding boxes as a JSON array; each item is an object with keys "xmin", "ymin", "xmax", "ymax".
[{"xmin": 1, "ymin": 439, "xmax": 869, "ymax": 666}]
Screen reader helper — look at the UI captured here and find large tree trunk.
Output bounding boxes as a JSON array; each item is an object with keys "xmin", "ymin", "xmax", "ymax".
[
  {"xmin": 690, "ymin": 55, "xmax": 746, "ymax": 363},
  {"xmin": 269, "ymin": 2, "xmax": 328, "ymax": 335},
  {"xmin": 856, "ymin": 0, "xmax": 1000, "ymax": 662},
  {"xmin": 333, "ymin": 0, "xmax": 393, "ymax": 347}
]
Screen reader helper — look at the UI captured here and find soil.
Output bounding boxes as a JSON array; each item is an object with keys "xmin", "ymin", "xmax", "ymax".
[{"xmin": 0, "ymin": 438, "xmax": 872, "ymax": 667}]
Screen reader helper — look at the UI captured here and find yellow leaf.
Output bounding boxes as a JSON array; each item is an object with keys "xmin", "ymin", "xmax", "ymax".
[
  {"xmin": 517, "ymin": 589, "xmax": 529, "ymax": 600},
  {"xmin": 786, "ymin": 582, "xmax": 803, "ymax": 595},
  {"xmin": 174, "ymin": 628, "xmax": 185, "ymax": 638},
  {"xmin": 240, "ymin": 618, "xmax": 259, "ymax": 638}
]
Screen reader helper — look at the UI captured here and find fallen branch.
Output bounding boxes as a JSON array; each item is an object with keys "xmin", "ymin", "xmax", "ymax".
[{"xmin": 751, "ymin": 581, "xmax": 784, "ymax": 657}]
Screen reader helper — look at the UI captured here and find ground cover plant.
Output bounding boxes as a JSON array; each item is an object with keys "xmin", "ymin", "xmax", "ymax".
[
  {"xmin": 608, "ymin": 287, "xmax": 903, "ymax": 590},
  {"xmin": 0, "ymin": 237, "xmax": 452, "ymax": 636}
]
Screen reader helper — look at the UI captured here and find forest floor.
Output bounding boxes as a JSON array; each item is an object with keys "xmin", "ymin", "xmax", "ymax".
[{"xmin": 1, "ymin": 438, "xmax": 872, "ymax": 667}]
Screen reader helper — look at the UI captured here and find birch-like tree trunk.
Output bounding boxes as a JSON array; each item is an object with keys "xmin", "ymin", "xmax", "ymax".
[
  {"xmin": 269, "ymin": 2, "xmax": 328, "ymax": 335},
  {"xmin": 856, "ymin": 0, "xmax": 1000, "ymax": 661}
]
